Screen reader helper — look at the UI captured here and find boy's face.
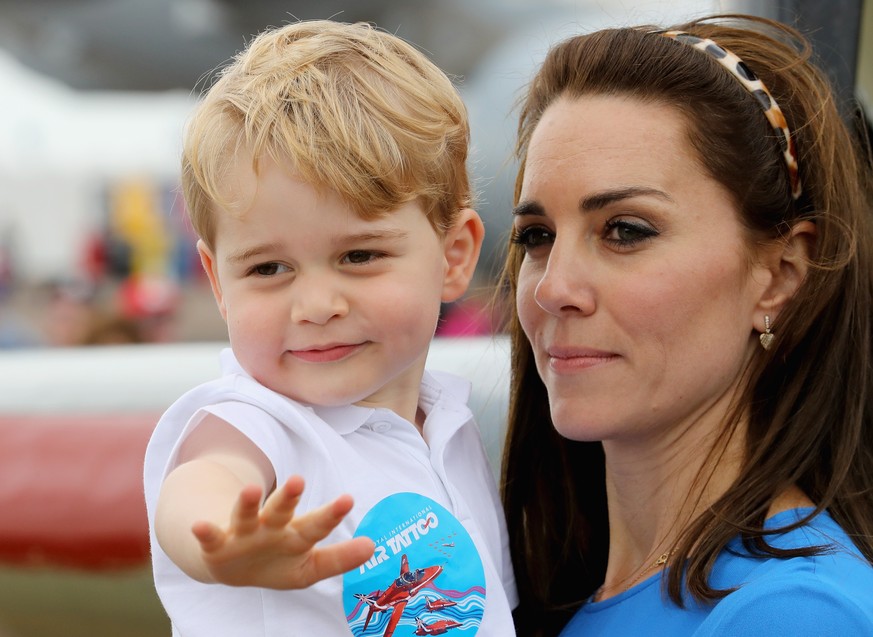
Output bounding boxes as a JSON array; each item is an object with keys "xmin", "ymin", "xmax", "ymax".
[{"xmin": 198, "ymin": 156, "xmax": 480, "ymax": 416}]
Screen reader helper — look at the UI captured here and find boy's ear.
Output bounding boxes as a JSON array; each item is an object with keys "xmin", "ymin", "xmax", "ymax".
[
  {"xmin": 441, "ymin": 208, "xmax": 485, "ymax": 303},
  {"xmin": 754, "ymin": 220, "xmax": 816, "ymax": 328},
  {"xmin": 197, "ymin": 239, "xmax": 228, "ymax": 321}
]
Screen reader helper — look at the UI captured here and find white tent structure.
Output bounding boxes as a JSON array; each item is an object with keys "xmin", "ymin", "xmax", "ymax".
[{"xmin": 0, "ymin": 49, "xmax": 194, "ymax": 282}]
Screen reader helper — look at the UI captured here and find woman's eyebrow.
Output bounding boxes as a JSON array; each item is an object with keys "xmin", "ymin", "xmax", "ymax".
[
  {"xmin": 511, "ymin": 201, "xmax": 545, "ymax": 217},
  {"xmin": 513, "ymin": 186, "xmax": 673, "ymax": 219},
  {"xmin": 581, "ymin": 186, "xmax": 673, "ymax": 211}
]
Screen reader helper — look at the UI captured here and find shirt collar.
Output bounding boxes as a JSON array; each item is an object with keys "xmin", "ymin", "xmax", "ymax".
[{"xmin": 218, "ymin": 348, "xmax": 471, "ymax": 436}]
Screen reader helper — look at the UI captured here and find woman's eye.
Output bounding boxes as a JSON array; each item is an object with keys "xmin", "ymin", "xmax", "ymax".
[
  {"xmin": 250, "ymin": 262, "xmax": 290, "ymax": 276},
  {"xmin": 603, "ymin": 219, "xmax": 658, "ymax": 247},
  {"xmin": 511, "ymin": 225, "xmax": 554, "ymax": 252}
]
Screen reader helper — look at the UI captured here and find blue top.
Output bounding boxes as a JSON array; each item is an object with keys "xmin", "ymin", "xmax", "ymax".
[{"xmin": 560, "ymin": 508, "xmax": 873, "ymax": 636}]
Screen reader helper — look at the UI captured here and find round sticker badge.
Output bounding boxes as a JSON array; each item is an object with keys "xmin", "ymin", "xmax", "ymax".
[{"xmin": 343, "ymin": 492, "xmax": 485, "ymax": 637}]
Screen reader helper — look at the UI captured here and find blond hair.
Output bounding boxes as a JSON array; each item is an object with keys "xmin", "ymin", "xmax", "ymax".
[{"xmin": 182, "ymin": 20, "xmax": 471, "ymax": 248}]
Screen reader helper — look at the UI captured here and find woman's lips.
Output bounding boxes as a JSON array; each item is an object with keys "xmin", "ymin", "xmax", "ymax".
[{"xmin": 546, "ymin": 346, "xmax": 619, "ymax": 373}]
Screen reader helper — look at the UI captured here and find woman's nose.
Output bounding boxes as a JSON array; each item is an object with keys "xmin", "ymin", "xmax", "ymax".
[{"xmin": 532, "ymin": 244, "xmax": 596, "ymax": 316}]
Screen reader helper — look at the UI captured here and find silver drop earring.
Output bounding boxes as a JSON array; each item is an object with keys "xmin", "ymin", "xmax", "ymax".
[{"xmin": 759, "ymin": 315, "xmax": 774, "ymax": 350}]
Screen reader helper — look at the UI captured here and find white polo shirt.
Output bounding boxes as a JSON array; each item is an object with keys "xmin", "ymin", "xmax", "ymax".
[{"xmin": 144, "ymin": 349, "xmax": 517, "ymax": 637}]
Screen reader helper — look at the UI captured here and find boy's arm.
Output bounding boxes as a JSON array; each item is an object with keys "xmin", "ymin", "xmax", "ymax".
[{"xmin": 154, "ymin": 413, "xmax": 374, "ymax": 589}]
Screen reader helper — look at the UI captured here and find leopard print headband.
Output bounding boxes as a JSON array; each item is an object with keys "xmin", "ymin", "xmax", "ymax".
[{"xmin": 660, "ymin": 31, "xmax": 802, "ymax": 200}]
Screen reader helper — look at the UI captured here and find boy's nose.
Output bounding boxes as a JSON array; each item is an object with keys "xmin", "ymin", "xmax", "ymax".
[{"xmin": 289, "ymin": 274, "xmax": 349, "ymax": 325}]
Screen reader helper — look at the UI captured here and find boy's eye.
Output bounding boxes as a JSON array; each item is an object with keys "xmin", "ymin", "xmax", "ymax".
[
  {"xmin": 250, "ymin": 262, "xmax": 290, "ymax": 276},
  {"xmin": 343, "ymin": 250, "xmax": 383, "ymax": 265}
]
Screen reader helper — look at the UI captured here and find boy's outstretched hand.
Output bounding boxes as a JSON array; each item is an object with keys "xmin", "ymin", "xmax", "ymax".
[{"xmin": 190, "ymin": 475, "xmax": 375, "ymax": 589}]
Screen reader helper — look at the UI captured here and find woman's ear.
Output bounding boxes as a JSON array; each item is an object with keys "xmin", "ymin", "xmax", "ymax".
[
  {"xmin": 441, "ymin": 208, "xmax": 485, "ymax": 303},
  {"xmin": 754, "ymin": 220, "xmax": 816, "ymax": 325},
  {"xmin": 197, "ymin": 239, "xmax": 228, "ymax": 321}
]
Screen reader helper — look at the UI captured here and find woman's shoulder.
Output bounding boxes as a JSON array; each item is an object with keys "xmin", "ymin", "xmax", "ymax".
[
  {"xmin": 697, "ymin": 569, "xmax": 873, "ymax": 636},
  {"xmin": 699, "ymin": 509, "xmax": 873, "ymax": 636}
]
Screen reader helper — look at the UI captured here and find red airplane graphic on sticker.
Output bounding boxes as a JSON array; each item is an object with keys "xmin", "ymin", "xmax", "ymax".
[
  {"xmin": 354, "ymin": 554, "xmax": 443, "ymax": 637},
  {"xmin": 414, "ymin": 617, "xmax": 462, "ymax": 635},
  {"xmin": 424, "ymin": 597, "xmax": 457, "ymax": 612}
]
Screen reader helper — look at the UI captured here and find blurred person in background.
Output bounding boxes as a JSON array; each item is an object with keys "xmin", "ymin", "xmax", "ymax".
[
  {"xmin": 116, "ymin": 274, "xmax": 180, "ymax": 343},
  {"xmin": 80, "ymin": 308, "xmax": 145, "ymax": 345},
  {"xmin": 39, "ymin": 278, "xmax": 98, "ymax": 347}
]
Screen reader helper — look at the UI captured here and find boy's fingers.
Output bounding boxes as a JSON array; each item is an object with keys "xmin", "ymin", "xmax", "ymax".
[
  {"xmin": 229, "ymin": 484, "xmax": 263, "ymax": 535},
  {"xmin": 192, "ymin": 521, "xmax": 225, "ymax": 553},
  {"xmin": 330, "ymin": 493, "xmax": 355, "ymax": 519},
  {"xmin": 310, "ymin": 537, "xmax": 375, "ymax": 582},
  {"xmin": 294, "ymin": 494, "xmax": 355, "ymax": 545},
  {"xmin": 260, "ymin": 477, "xmax": 305, "ymax": 529}
]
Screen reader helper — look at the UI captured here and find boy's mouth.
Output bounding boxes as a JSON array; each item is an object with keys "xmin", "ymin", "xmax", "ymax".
[{"xmin": 288, "ymin": 343, "xmax": 363, "ymax": 363}]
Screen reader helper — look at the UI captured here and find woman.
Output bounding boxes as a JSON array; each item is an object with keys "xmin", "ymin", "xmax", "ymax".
[{"xmin": 500, "ymin": 14, "xmax": 873, "ymax": 636}]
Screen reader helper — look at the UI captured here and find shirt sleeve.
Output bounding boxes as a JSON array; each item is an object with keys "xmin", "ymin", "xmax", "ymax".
[
  {"xmin": 167, "ymin": 400, "xmax": 289, "ymax": 480},
  {"xmin": 695, "ymin": 575, "xmax": 873, "ymax": 636},
  {"xmin": 192, "ymin": 401, "xmax": 283, "ymax": 472}
]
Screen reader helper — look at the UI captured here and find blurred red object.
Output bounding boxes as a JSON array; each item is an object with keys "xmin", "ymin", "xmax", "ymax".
[
  {"xmin": 0, "ymin": 414, "xmax": 156, "ymax": 570},
  {"xmin": 118, "ymin": 275, "xmax": 180, "ymax": 319}
]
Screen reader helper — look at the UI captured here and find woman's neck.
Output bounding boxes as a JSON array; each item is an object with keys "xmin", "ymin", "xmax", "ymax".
[{"xmin": 597, "ymin": 400, "xmax": 746, "ymax": 600}]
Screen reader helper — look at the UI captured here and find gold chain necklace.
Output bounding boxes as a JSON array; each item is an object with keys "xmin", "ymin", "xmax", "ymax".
[{"xmin": 593, "ymin": 549, "xmax": 676, "ymax": 602}]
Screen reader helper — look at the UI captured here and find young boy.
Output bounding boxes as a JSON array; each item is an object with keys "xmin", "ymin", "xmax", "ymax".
[{"xmin": 143, "ymin": 20, "xmax": 517, "ymax": 637}]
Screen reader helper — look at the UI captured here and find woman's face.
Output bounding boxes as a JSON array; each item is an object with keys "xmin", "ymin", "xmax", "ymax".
[{"xmin": 514, "ymin": 95, "xmax": 772, "ymax": 445}]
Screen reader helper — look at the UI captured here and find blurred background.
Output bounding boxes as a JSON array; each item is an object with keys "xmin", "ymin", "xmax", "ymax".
[
  {"xmin": 0, "ymin": 0, "xmax": 869, "ymax": 350},
  {"xmin": 0, "ymin": 1, "xmax": 870, "ymax": 636}
]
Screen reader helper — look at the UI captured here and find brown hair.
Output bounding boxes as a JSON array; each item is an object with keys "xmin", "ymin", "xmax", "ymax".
[
  {"xmin": 181, "ymin": 20, "xmax": 471, "ymax": 249},
  {"xmin": 500, "ymin": 14, "xmax": 873, "ymax": 635}
]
